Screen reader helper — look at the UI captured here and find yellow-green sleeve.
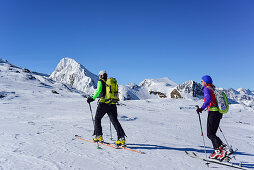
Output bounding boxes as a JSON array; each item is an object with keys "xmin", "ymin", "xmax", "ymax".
[{"xmin": 92, "ymin": 81, "xmax": 103, "ymax": 100}]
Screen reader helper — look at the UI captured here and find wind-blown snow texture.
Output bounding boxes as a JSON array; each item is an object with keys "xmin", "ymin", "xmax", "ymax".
[{"xmin": 1, "ymin": 58, "xmax": 254, "ymax": 170}]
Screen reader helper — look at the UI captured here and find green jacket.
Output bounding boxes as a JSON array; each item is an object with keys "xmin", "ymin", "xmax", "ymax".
[{"xmin": 93, "ymin": 80, "xmax": 102, "ymax": 100}]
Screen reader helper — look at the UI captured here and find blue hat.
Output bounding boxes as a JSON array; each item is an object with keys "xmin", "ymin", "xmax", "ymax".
[{"xmin": 202, "ymin": 75, "xmax": 213, "ymax": 84}]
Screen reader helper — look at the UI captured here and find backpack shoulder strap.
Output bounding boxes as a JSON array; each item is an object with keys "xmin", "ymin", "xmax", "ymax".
[
  {"xmin": 100, "ymin": 79, "xmax": 107, "ymax": 86},
  {"xmin": 206, "ymin": 86, "xmax": 215, "ymax": 92}
]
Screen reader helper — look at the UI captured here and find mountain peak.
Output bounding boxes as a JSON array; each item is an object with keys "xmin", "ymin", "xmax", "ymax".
[
  {"xmin": 139, "ymin": 77, "xmax": 177, "ymax": 87},
  {"xmin": 176, "ymin": 80, "xmax": 203, "ymax": 98},
  {"xmin": 55, "ymin": 57, "xmax": 84, "ymax": 72},
  {"xmin": 50, "ymin": 58, "xmax": 98, "ymax": 94}
]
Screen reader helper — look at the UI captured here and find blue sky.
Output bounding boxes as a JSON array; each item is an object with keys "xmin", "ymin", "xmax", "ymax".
[{"xmin": 1, "ymin": 0, "xmax": 254, "ymax": 89}]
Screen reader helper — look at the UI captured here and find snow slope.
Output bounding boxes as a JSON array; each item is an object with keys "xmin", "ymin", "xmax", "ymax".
[{"xmin": 1, "ymin": 59, "xmax": 254, "ymax": 170}]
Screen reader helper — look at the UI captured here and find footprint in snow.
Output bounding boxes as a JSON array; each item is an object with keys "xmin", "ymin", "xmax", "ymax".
[
  {"xmin": 120, "ymin": 116, "xmax": 138, "ymax": 121},
  {"xmin": 28, "ymin": 122, "xmax": 36, "ymax": 125}
]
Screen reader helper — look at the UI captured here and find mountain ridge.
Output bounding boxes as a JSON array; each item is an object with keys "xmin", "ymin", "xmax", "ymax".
[{"xmin": 1, "ymin": 57, "xmax": 253, "ymax": 108}]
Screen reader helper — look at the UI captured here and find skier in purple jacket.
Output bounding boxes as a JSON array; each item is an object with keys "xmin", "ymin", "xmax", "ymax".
[{"xmin": 196, "ymin": 75, "xmax": 231, "ymax": 160}]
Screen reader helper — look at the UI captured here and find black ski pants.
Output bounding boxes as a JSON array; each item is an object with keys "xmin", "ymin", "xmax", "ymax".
[
  {"xmin": 94, "ymin": 103, "xmax": 126, "ymax": 139},
  {"xmin": 207, "ymin": 111, "xmax": 223, "ymax": 149}
]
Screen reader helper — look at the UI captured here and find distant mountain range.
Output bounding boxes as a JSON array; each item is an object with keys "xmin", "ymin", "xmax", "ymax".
[
  {"xmin": 49, "ymin": 58, "xmax": 254, "ymax": 107},
  {"xmin": 1, "ymin": 57, "xmax": 254, "ymax": 108}
]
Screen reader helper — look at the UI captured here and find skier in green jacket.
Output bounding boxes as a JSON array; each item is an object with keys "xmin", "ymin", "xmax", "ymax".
[{"xmin": 87, "ymin": 70, "xmax": 126, "ymax": 146}]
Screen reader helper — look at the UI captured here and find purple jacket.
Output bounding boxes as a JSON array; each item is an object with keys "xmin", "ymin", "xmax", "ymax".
[{"xmin": 201, "ymin": 85, "xmax": 217, "ymax": 110}]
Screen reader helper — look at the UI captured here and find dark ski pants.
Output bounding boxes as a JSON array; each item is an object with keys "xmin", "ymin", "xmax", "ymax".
[
  {"xmin": 207, "ymin": 111, "xmax": 223, "ymax": 149},
  {"xmin": 94, "ymin": 103, "xmax": 126, "ymax": 139}
]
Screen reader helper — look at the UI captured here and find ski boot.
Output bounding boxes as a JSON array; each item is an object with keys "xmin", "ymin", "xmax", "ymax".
[
  {"xmin": 93, "ymin": 135, "xmax": 103, "ymax": 143},
  {"xmin": 217, "ymin": 145, "xmax": 228, "ymax": 161},
  {"xmin": 115, "ymin": 137, "xmax": 126, "ymax": 147},
  {"xmin": 209, "ymin": 149, "xmax": 221, "ymax": 159},
  {"xmin": 221, "ymin": 144, "xmax": 233, "ymax": 156},
  {"xmin": 218, "ymin": 144, "xmax": 233, "ymax": 161}
]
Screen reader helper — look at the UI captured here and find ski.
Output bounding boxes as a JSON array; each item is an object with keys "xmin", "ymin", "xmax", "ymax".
[
  {"xmin": 185, "ymin": 151, "xmax": 248, "ymax": 170},
  {"xmin": 75, "ymin": 135, "xmax": 117, "ymax": 149},
  {"xmin": 75, "ymin": 135, "xmax": 145, "ymax": 154}
]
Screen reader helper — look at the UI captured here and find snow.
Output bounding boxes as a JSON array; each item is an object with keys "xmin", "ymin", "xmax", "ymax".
[
  {"xmin": 222, "ymin": 88, "xmax": 254, "ymax": 107},
  {"xmin": 139, "ymin": 77, "xmax": 177, "ymax": 97},
  {"xmin": 1, "ymin": 59, "xmax": 254, "ymax": 170},
  {"xmin": 49, "ymin": 58, "xmax": 98, "ymax": 95},
  {"xmin": 50, "ymin": 58, "xmax": 179, "ymax": 100},
  {"xmin": 49, "ymin": 58, "xmax": 254, "ymax": 109},
  {"xmin": 237, "ymin": 88, "xmax": 254, "ymax": 96},
  {"xmin": 118, "ymin": 77, "xmax": 178, "ymax": 100},
  {"xmin": 176, "ymin": 80, "xmax": 203, "ymax": 99}
]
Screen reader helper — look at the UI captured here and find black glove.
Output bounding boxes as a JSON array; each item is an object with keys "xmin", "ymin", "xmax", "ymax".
[
  {"xmin": 87, "ymin": 97, "xmax": 94, "ymax": 103},
  {"xmin": 196, "ymin": 107, "xmax": 204, "ymax": 114}
]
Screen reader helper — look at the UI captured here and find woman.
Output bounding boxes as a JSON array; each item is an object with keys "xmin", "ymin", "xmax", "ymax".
[{"xmin": 196, "ymin": 75, "xmax": 230, "ymax": 160}]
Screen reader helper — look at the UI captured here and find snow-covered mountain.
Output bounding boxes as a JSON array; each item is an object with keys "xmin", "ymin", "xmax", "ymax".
[
  {"xmin": 221, "ymin": 88, "xmax": 254, "ymax": 107},
  {"xmin": 139, "ymin": 77, "xmax": 177, "ymax": 96},
  {"xmin": 237, "ymin": 88, "xmax": 254, "ymax": 95},
  {"xmin": 50, "ymin": 58, "xmax": 98, "ymax": 95},
  {"xmin": 119, "ymin": 77, "xmax": 177, "ymax": 100},
  {"xmin": 0, "ymin": 58, "xmax": 85, "ymax": 99},
  {"xmin": 49, "ymin": 58, "xmax": 178, "ymax": 100},
  {"xmin": 176, "ymin": 80, "xmax": 203, "ymax": 99},
  {"xmin": 48, "ymin": 57, "xmax": 254, "ymax": 108},
  {"xmin": 175, "ymin": 80, "xmax": 254, "ymax": 107},
  {"xmin": 120, "ymin": 78, "xmax": 254, "ymax": 107},
  {"xmin": 118, "ymin": 84, "xmax": 140, "ymax": 101}
]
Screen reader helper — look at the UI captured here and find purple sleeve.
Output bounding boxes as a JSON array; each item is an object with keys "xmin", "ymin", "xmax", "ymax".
[{"xmin": 201, "ymin": 88, "xmax": 211, "ymax": 110}]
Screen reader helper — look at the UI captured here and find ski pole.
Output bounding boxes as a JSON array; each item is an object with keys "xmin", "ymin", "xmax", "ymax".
[
  {"xmin": 195, "ymin": 105, "xmax": 209, "ymax": 164},
  {"xmin": 110, "ymin": 121, "xmax": 113, "ymax": 140},
  {"xmin": 219, "ymin": 126, "xmax": 237, "ymax": 159},
  {"xmin": 88, "ymin": 102, "xmax": 95, "ymax": 127},
  {"xmin": 219, "ymin": 126, "xmax": 230, "ymax": 147},
  {"xmin": 88, "ymin": 102, "xmax": 102, "ymax": 149}
]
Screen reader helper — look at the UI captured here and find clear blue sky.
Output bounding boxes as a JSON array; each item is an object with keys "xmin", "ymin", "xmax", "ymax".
[{"xmin": 1, "ymin": 0, "xmax": 253, "ymax": 89}]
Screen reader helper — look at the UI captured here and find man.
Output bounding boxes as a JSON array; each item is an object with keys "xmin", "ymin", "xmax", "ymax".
[
  {"xmin": 196, "ymin": 75, "xmax": 230, "ymax": 160},
  {"xmin": 87, "ymin": 70, "xmax": 126, "ymax": 146}
]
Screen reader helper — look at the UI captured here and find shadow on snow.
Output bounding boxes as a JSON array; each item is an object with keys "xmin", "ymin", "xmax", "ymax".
[{"xmin": 127, "ymin": 143, "xmax": 254, "ymax": 169}]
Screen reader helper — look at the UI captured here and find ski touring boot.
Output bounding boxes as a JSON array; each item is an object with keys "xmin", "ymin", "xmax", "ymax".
[
  {"xmin": 217, "ymin": 145, "xmax": 227, "ymax": 161},
  {"xmin": 217, "ymin": 144, "xmax": 233, "ymax": 161},
  {"xmin": 221, "ymin": 144, "xmax": 233, "ymax": 156},
  {"xmin": 93, "ymin": 135, "xmax": 104, "ymax": 143},
  {"xmin": 115, "ymin": 137, "xmax": 126, "ymax": 147},
  {"xmin": 209, "ymin": 149, "xmax": 221, "ymax": 160}
]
